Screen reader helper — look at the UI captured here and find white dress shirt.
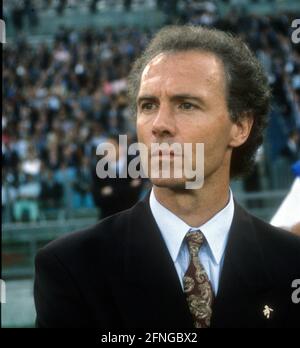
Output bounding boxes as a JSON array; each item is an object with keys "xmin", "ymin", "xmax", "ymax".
[{"xmin": 149, "ymin": 188, "xmax": 234, "ymax": 295}]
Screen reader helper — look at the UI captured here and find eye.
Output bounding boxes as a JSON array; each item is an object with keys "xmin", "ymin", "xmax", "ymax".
[
  {"xmin": 141, "ymin": 102, "xmax": 156, "ymax": 111},
  {"xmin": 179, "ymin": 102, "xmax": 195, "ymax": 110}
]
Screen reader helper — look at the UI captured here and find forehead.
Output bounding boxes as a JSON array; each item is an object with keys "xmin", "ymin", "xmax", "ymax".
[{"xmin": 139, "ymin": 51, "xmax": 226, "ymax": 96}]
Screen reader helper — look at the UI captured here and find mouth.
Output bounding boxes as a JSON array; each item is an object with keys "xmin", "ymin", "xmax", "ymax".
[{"xmin": 151, "ymin": 149, "xmax": 176, "ymax": 157}]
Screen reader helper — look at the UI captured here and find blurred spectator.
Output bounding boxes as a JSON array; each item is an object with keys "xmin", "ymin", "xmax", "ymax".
[
  {"xmin": 39, "ymin": 167, "xmax": 64, "ymax": 210},
  {"xmin": 2, "ymin": 169, "xmax": 19, "ymax": 222},
  {"xmin": 281, "ymin": 130, "xmax": 300, "ymax": 163},
  {"xmin": 72, "ymin": 156, "xmax": 94, "ymax": 208},
  {"xmin": 24, "ymin": 0, "xmax": 39, "ymax": 28},
  {"xmin": 56, "ymin": 0, "xmax": 67, "ymax": 15},
  {"xmin": 13, "ymin": 173, "xmax": 41, "ymax": 222},
  {"xmin": 90, "ymin": 0, "xmax": 100, "ymax": 13},
  {"xmin": 123, "ymin": 0, "xmax": 132, "ymax": 12},
  {"xmin": 11, "ymin": 1, "xmax": 25, "ymax": 32},
  {"xmin": 21, "ymin": 146, "xmax": 42, "ymax": 176},
  {"xmin": 54, "ymin": 162, "xmax": 77, "ymax": 211},
  {"xmin": 92, "ymin": 136, "xmax": 143, "ymax": 219}
]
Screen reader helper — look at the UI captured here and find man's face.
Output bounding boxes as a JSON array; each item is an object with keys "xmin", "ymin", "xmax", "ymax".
[{"xmin": 136, "ymin": 51, "xmax": 244, "ymax": 189}]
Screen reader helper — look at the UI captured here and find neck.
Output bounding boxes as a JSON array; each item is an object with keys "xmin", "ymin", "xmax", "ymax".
[{"xmin": 153, "ymin": 176, "xmax": 231, "ymax": 227}]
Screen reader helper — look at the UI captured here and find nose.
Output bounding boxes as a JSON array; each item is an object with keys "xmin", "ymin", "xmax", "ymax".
[{"xmin": 152, "ymin": 103, "xmax": 176, "ymax": 138}]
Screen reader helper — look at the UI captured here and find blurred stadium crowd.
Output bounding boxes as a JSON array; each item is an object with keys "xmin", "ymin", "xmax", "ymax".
[{"xmin": 2, "ymin": 0, "xmax": 300, "ymax": 223}]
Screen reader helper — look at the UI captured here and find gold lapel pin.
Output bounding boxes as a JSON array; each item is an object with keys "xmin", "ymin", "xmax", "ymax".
[{"xmin": 263, "ymin": 305, "xmax": 274, "ymax": 319}]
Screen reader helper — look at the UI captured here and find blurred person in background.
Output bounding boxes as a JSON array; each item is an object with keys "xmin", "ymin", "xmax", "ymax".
[
  {"xmin": 72, "ymin": 156, "xmax": 94, "ymax": 209},
  {"xmin": 39, "ymin": 166, "xmax": 64, "ymax": 212},
  {"xmin": 21, "ymin": 145, "xmax": 41, "ymax": 177},
  {"xmin": 281, "ymin": 130, "xmax": 300, "ymax": 163},
  {"xmin": 13, "ymin": 172, "xmax": 41, "ymax": 222},
  {"xmin": 91, "ymin": 135, "xmax": 143, "ymax": 219}
]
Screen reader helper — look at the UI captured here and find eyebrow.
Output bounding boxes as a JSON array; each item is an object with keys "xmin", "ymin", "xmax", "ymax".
[{"xmin": 137, "ymin": 94, "xmax": 206, "ymax": 106}]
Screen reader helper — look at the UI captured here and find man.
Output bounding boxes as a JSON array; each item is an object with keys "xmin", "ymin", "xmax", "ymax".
[
  {"xmin": 91, "ymin": 135, "xmax": 143, "ymax": 219},
  {"xmin": 34, "ymin": 26, "xmax": 300, "ymax": 328}
]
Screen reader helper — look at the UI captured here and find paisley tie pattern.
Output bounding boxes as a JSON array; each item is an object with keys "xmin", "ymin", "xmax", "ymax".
[{"xmin": 183, "ymin": 230, "xmax": 214, "ymax": 328}]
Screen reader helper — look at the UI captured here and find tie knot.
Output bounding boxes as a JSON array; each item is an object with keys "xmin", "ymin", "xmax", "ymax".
[{"xmin": 185, "ymin": 230, "xmax": 205, "ymax": 256}]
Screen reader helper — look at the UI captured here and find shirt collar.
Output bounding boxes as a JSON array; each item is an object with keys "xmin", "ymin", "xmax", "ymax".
[{"xmin": 149, "ymin": 188, "xmax": 234, "ymax": 265}]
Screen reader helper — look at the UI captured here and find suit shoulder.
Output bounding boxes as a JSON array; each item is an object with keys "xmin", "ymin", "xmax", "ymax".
[
  {"xmin": 251, "ymin": 214, "xmax": 300, "ymax": 249},
  {"xmin": 250, "ymin": 214, "xmax": 300, "ymax": 272}
]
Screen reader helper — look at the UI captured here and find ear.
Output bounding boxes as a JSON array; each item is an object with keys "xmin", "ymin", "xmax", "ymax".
[{"xmin": 229, "ymin": 113, "xmax": 254, "ymax": 148}]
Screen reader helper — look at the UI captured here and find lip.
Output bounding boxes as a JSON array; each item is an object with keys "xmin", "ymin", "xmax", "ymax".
[{"xmin": 151, "ymin": 149, "xmax": 176, "ymax": 157}]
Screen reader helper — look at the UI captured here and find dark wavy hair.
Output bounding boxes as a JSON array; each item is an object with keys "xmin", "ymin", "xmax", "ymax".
[{"xmin": 127, "ymin": 25, "xmax": 271, "ymax": 178}]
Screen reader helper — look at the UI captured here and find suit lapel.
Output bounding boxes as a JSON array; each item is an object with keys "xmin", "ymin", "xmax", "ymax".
[
  {"xmin": 211, "ymin": 202, "xmax": 273, "ymax": 328},
  {"xmin": 110, "ymin": 193, "xmax": 194, "ymax": 328}
]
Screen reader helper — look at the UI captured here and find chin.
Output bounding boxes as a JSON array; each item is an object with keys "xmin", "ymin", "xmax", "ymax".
[{"xmin": 150, "ymin": 177, "xmax": 188, "ymax": 190}]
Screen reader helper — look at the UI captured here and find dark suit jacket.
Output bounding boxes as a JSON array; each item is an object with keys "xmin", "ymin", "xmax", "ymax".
[
  {"xmin": 91, "ymin": 155, "xmax": 144, "ymax": 218},
  {"xmin": 34, "ymin": 192, "xmax": 300, "ymax": 328}
]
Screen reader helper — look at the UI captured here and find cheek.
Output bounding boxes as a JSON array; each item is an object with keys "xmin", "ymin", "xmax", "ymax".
[
  {"xmin": 136, "ymin": 119, "xmax": 145, "ymax": 141},
  {"xmin": 179, "ymin": 123, "xmax": 214, "ymax": 146},
  {"xmin": 136, "ymin": 117, "xmax": 154, "ymax": 142},
  {"xmin": 184, "ymin": 122, "xmax": 231, "ymax": 156}
]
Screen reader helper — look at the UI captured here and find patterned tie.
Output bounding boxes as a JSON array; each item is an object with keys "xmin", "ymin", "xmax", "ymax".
[{"xmin": 183, "ymin": 230, "xmax": 214, "ymax": 328}]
